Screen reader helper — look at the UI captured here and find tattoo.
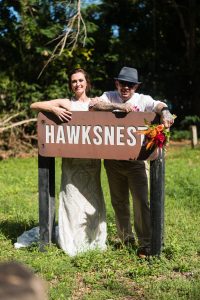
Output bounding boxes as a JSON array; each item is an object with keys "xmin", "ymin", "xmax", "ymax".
[
  {"xmin": 162, "ymin": 110, "xmax": 173, "ymax": 120},
  {"xmin": 154, "ymin": 103, "xmax": 168, "ymax": 114},
  {"xmin": 91, "ymin": 102, "xmax": 126, "ymax": 111}
]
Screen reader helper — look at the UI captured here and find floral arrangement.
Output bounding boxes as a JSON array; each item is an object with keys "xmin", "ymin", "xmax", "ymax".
[{"xmin": 137, "ymin": 122, "xmax": 170, "ymax": 150}]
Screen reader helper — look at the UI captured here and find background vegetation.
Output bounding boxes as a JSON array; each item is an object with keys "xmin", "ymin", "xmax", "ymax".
[
  {"xmin": 0, "ymin": 0, "xmax": 200, "ymax": 156},
  {"xmin": 0, "ymin": 145, "xmax": 200, "ymax": 299},
  {"xmin": 0, "ymin": 2, "xmax": 199, "ymax": 298},
  {"xmin": 1, "ymin": 0, "xmax": 200, "ymax": 118}
]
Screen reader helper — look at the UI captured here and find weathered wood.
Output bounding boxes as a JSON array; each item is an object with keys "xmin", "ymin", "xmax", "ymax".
[
  {"xmin": 37, "ymin": 111, "xmax": 159, "ymax": 161},
  {"xmin": 150, "ymin": 149, "xmax": 165, "ymax": 256},
  {"xmin": 190, "ymin": 125, "xmax": 198, "ymax": 148},
  {"xmin": 38, "ymin": 155, "xmax": 55, "ymax": 251}
]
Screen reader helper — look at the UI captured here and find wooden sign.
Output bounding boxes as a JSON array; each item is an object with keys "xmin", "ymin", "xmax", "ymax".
[
  {"xmin": 37, "ymin": 111, "xmax": 165, "ymax": 255},
  {"xmin": 37, "ymin": 111, "xmax": 159, "ymax": 160}
]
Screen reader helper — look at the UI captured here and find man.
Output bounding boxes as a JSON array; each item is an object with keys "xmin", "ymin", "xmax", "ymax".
[{"xmin": 90, "ymin": 66, "xmax": 174, "ymax": 258}]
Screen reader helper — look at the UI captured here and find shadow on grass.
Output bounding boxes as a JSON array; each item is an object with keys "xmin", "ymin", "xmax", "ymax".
[{"xmin": 0, "ymin": 219, "xmax": 38, "ymax": 243}]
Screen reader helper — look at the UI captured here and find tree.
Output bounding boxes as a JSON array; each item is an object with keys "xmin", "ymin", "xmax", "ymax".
[{"xmin": 85, "ymin": 0, "xmax": 200, "ymax": 117}]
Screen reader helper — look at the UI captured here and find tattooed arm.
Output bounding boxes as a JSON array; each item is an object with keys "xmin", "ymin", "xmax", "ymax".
[
  {"xmin": 154, "ymin": 103, "xmax": 174, "ymax": 128},
  {"xmin": 89, "ymin": 98, "xmax": 137, "ymax": 112}
]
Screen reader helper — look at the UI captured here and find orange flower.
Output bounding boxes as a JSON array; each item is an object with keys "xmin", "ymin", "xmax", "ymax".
[
  {"xmin": 147, "ymin": 128, "xmax": 157, "ymax": 138},
  {"xmin": 136, "ymin": 121, "xmax": 171, "ymax": 151},
  {"xmin": 155, "ymin": 124, "xmax": 164, "ymax": 132},
  {"xmin": 146, "ymin": 140, "xmax": 155, "ymax": 150}
]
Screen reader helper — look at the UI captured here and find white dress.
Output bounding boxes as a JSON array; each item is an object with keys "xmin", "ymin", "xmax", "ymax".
[
  {"xmin": 15, "ymin": 99, "xmax": 107, "ymax": 256},
  {"xmin": 58, "ymin": 99, "xmax": 107, "ymax": 256}
]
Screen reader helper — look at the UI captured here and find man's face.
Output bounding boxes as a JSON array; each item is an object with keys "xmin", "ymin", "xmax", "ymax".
[{"xmin": 115, "ymin": 80, "xmax": 138, "ymax": 102}]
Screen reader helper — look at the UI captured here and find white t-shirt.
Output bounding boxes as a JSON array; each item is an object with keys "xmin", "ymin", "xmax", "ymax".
[{"xmin": 100, "ymin": 91, "xmax": 163, "ymax": 112}]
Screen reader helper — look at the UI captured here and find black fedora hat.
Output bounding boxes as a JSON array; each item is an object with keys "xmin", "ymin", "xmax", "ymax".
[{"xmin": 114, "ymin": 67, "xmax": 141, "ymax": 84}]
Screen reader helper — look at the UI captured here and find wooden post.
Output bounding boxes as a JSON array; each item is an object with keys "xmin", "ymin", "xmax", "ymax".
[
  {"xmin": 38, "ymin": 155, "xmax": 55, "ymax": 251},
  {"xmin": 190, "ymin": 125, "xmax": 198, "ymax": 148},
  {"xmin": 150, "ymin": 149, "xmax": 165, "ymax": 256}
]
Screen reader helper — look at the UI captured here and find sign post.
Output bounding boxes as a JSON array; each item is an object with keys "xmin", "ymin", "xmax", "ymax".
[
  {"xmin": 38, "ymin": 155, "xmax": 55, "ymax": 251},
  {"xmin": 37, "ymin": 111, "xmax": 165, "ymax": 255},
  {"xmin": 150, "ymin": 149, "xmax": 165, "ymax": 255}
]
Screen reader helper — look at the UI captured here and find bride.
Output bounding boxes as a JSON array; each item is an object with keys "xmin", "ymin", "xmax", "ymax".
[{"xmin": 16, "ymin": 68, "xmax": 107, "ymax": 256}]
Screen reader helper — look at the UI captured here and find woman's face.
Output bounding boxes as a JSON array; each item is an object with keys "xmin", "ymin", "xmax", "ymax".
[{"xmin": 70, "ymin": 72, "xmax": 87, "ymax": 96}]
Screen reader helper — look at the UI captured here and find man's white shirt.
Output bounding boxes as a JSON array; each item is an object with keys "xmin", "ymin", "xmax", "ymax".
[{"xmin": 100, "ymin": 91, "xmax": 163, "ymax": 112}]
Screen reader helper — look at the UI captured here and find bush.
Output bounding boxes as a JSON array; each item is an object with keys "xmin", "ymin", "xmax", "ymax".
[
  {"xmin": 180, "ymin": 116, "xmax": 200, "ymax": 134},
  {"xmin": 170, "ymin": 130, "xmax": 191, "ymax": 141}
]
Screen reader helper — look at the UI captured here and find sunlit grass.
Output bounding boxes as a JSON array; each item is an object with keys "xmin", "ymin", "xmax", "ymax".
[{"xmin": 0, "ymin": 145, "xmax": 200, "ymax": 299}]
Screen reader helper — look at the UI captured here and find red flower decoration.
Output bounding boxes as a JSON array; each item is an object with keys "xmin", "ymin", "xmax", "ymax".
[
  {"xmin": 154, "ymin": 132, "xmax": 166, "ymax": 148},
  {"xmin": 137, "ymin": 123, "xmax": 170, "ymax": 150}
]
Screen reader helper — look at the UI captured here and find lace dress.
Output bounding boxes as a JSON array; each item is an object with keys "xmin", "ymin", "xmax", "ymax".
[
  {"xmin": 58, "ymin": 158, "xmax": 107, "ymax": 256},
  {"xmin": 58, "ymin": 99, "xmax": 106, "ymax": 255},
  {"xmin": 15, "ymin": 99, "xmax": 107, "ymax": 256}
]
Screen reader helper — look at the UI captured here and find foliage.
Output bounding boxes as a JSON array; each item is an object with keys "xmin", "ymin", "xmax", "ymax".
[
  {"xmin": 170, "ymin": 130, "xmax": 191, "ymax": 141},
  {"xmin": 85, "ymin": 0, "xmax": 200, "ymax": 117},
  {"xmin": 0, "ymin": 0, "xmax": 97, "ymax": 114},
  {"xmin": 172, "ymin": 115, "xmax": 200, "ymax": 139},
  {"xmin": 0, "ymin": 0, "xmax": 200, "ymax": 128},
  {"xmin": 180, "ymin": 115, "xmax": 200, "ymax": 129},
  {"xmin": 0, "ymin": 145, "xmax": 200, "ymax": 299}
]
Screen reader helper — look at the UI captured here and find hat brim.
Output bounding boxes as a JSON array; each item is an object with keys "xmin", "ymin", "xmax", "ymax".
[{"xmin": 114, "ymin": 77, "xmax": 141, "ymax": 84}]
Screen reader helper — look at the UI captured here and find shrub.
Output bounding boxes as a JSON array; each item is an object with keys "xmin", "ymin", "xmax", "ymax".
[
  {"xmin": 180, "ymin": 115, "xmax": 200, "ymax": 130},
  {"xmin": 170, "ymin": 130, "xmax": 191, "ymax": 141}
]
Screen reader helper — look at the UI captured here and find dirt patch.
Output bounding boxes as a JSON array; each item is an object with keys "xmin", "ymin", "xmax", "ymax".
[
  {"xmin": 71, "ymin": 272, "xmax": 92, "ymax": 300},
  {"xmin": 170, "ymin": 140, "xmax": 191, "ymax": 146},
  {"xmin": 0, "ymin": 146, "xmax": 37, "ymax": 160}
]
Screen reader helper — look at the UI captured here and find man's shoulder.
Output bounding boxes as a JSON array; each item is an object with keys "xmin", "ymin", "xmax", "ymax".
[
  {"xmin": 102, "ymin": 90, "xmax": 118, "ymax": 97},
  {"xmin": 101, "ymin": 91, "xmax": 120, "ymax": 102},
  {"xmin": 134, "ymin": 92, "xmax": 149, "ymax": 98},
  {"xmin": 134, "ymin": 93, "xmax": 153, "ymax": 101}
]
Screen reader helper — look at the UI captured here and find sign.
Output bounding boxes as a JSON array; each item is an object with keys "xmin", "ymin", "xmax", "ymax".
[{"xmin": 37, "ymin": 111, "xmax": 159, "ymax": 160}]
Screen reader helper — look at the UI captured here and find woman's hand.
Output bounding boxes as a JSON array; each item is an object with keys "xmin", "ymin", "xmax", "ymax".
[{"xmin": 52, "ymin": 106, "xmax": 72, "ymax": 122}]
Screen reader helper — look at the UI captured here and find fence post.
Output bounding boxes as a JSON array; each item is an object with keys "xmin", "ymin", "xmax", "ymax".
[
  {"xmin": 190, "ymin": 125, "xmax": 198, "ymax": 148},
  {"xmin": 150, "ymin": 149, "xmax": 165, "ymax": 256},
  {"xmin": 38, "ymin": 155, "xmax": 55, "ymax": 251}
]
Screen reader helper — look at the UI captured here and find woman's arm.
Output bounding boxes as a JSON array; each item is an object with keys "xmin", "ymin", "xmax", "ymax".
[{"xmin": 30, "ymin": 99, "xmax": 72, "ymax": 122}]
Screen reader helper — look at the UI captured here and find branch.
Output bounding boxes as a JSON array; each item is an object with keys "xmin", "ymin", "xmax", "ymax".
[
  {"xmin": 38, "ymin": 0, "xmax": 87, "ymax": 78},
  {"xmin": 171, "ymin": 0, "xmax": 189, "ymax": 43},
  {"xmin": 0, "ymin": 111, "xmax": 25, "ymax": 126},
  {"xmin": 0, "ymin": 118, "xmax": 37, "ymax": 133}
]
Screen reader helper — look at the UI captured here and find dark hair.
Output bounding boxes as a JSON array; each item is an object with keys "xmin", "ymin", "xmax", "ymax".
[
  {"xmin": 0, "ymin": 261, "xmax": 47, "ymax": 300},
  {"xmin": 68, "ymin": 68, "xmax": 91, "ymax": 92}
]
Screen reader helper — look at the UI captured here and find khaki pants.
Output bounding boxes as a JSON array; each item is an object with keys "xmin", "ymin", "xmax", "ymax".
[{"xmin": 104, "ymin": 159, "xmax": 151, "ymax": 247}]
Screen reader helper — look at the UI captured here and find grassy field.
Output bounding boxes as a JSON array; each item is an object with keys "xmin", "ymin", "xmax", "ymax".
[{"xmin": 0, "ymin": 145, "xmax": 200, "ymax": 300}]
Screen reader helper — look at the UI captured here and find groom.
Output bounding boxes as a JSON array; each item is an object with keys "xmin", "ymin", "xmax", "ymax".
[{"xmin": 90, "ymin": 66, "xmax": 174, "ymax": 258}]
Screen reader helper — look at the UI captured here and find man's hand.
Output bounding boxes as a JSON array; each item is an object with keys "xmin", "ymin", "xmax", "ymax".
[
  {"xmin": 52, "ymin": 106, "xmax": 72, "ymax": 122},
  {"xmin": 160, "ymin": 110, "xmax": 174, "ymax": 128},
  {"xmin": 122, "ymin": 103, "xmax": 139, "ymax": 112}
]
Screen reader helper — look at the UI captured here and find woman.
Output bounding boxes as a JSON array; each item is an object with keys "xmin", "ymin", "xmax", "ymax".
[{"xmin": 30, "ymin": 68, "xmax": 107, "ymax": 256}]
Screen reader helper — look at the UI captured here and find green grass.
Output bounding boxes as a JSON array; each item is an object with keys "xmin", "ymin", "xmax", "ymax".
[{"xmin": 0, "ymin": 145, "xmax": 200, "ymax": 300}]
